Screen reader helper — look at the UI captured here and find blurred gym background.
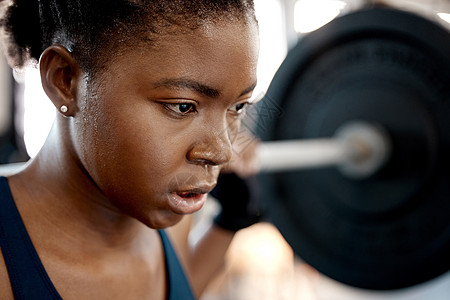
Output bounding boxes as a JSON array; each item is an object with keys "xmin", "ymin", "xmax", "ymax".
[{"xmin": 1, "ymin": 0, "xmax": 449, "ymax": 299}]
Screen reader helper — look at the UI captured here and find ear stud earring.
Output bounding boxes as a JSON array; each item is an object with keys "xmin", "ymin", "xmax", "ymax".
[{"xmin": 60, "ymin": 105, "xmax": 68, "ymax": 113}]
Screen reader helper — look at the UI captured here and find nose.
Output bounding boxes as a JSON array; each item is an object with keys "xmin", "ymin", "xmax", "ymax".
[{"xmin": 187, "ymin": 123, "xmax": 233, "ymax": 167}]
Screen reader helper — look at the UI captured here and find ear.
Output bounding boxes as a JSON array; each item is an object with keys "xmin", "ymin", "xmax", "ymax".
[{"xmin": 39, "ymin": 45, "xmax": 81, "ymax": 117}]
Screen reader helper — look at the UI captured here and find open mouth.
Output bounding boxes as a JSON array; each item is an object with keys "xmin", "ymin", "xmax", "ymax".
[
  {"xmin": 168, "ymin": 191, "xmax": 208, "ymax": 215},
  {"xmin": 177, "ymin": 192, "xmax": 198, "ymax": 198}
]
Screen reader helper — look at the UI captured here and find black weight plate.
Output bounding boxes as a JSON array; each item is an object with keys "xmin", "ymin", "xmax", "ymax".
[{"xmin": 257, "ymin": 7, "xmax": 450, "ymax": 290}]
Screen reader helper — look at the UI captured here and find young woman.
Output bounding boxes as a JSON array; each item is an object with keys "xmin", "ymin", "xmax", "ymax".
[{"xmin": 0, "ymin": 1, "xmax": 260, "ymax": 299}]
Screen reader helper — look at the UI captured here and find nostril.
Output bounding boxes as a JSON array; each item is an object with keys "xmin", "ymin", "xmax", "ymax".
[
  {"xmin": 192, "ymin": 158, "xmax": 217, "ymax": 166},
  {"xmin": 187, "ymin": 150, "xmax": 232, "ymax": 167}
]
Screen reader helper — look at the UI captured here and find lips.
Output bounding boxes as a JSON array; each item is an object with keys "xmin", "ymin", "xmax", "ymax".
[{"xmin": 167, "ymin": 188, "xmax": 210, "ymax": 215}]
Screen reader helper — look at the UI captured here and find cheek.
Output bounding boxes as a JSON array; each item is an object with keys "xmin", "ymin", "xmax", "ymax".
[
  {"xmin": 72, "ymin": 98, "xmax": 190, "ymax": 227},
  {"xmin": 73, "ymin": 93, "xmax": 187, "ymax": 199}
]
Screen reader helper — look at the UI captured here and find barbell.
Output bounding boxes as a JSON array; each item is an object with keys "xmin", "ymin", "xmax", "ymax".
[{"xmin": 251, "ymin": 6, "xmax": 450, "ymax": 291}]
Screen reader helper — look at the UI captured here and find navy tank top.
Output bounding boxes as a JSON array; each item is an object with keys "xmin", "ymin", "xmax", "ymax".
[{"xmin": 0, "ymin": 176, "xmax": 194, "ymax": 300}]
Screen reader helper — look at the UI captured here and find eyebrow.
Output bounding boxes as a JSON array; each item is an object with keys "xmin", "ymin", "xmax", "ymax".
[
  {"xmin": 154, "ymin": 78, "xmax": 257, "ymax": 99},
  {"xmin": 239, "ymin": 82, "xmax": 258, "ymax": 97}
]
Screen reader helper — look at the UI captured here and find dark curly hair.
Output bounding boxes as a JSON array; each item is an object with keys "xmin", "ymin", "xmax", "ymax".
[{"xmin": 0, "ymin": 0, "xmax": 256, "ymax": 72}]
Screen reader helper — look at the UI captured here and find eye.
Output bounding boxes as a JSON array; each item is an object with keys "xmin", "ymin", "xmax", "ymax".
[
  {"xmin": 229, "ymin": 102, "xmax": 250, "ymax": 115},
  {"xmin": 164, "ymin": 103, "xmax": 197, "ymax": 115}
]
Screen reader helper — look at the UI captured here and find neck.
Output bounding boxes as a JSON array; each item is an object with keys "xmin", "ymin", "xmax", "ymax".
[{"xmin": 9, "ymin": 120, "xmax": 151, "ymax": 252}]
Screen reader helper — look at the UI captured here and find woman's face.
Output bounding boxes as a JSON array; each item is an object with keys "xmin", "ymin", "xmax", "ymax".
[{"xmin": 72, "ymin": 20, "xmax": 259, "ymax": 228}]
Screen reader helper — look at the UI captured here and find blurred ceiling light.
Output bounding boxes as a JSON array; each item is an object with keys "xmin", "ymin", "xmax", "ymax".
[
  {"xmin": 438, "ymin": 13, "xmax": 450, "ymax": 24},
  {"xmin": 294, "ymin": 0, "xmax": 347, "ymax": 34}
]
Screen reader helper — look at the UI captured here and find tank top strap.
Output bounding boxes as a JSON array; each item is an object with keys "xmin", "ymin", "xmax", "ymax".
[
  {"xmin": 0, "ymin": 176, "xmax": 62, "ymax": 299},
  {"xmin": 158, "ymin": 229, "xmax": 195, "ymax": 300}
]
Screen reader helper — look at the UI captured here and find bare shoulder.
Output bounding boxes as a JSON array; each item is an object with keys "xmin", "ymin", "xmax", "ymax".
[{"xmin": 0, "ymin": 249, "xmax": 14, "ymax": 299}]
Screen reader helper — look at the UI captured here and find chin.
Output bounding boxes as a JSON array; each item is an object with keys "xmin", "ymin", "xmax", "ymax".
[{"xmin": 138, "ymin": 211, "xmax": 184, "ymax": 230}]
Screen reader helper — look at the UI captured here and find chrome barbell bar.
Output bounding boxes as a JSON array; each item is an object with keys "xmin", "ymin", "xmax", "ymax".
[{"xmin": 258, "ymin": 121, "xmax": 391, "ymax": 179}]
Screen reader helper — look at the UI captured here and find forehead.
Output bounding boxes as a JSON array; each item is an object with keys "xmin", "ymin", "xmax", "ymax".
[
  {"xmin": 147, "ymin": 19, "xmax": 258, "ymax": 60},
  {"xmin": 102, "ymin": 20, "xmax": 259, "ymax": 90},
  {"xmin": 157, "ymin": 20, "xmax": 259, "ymax": 67}
]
